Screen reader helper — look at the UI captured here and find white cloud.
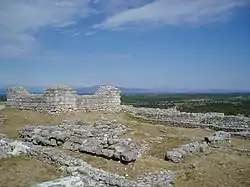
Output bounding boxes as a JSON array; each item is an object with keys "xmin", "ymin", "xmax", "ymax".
[
  {"xmin": 0, "ymin": 0, "xmax": 90, "ymax": 58},
  {"xmin": 70, "ymin": 32, "xmax": 81, "ymax": 37},
  {"xmin": 95, "ymin": 0, "xmax": 250, "ymax": 29},
  {"xmin": 54, "ymin": 21, "xmax": 77, "ymax": 28},
  {"xmin": 0, "ymin": 0, "xmax": 249, "ymax": 59},
  {"xmin": 92, "ymin": 0, "xmax": 149, "ymax": 14}
]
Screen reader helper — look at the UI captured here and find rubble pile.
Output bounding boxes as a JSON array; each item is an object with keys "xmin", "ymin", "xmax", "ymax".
[
  {"xmin": 0, "ymin": 137, "xmax": 175, "ymax": 187},
  {"xmin": 20, "ymin": 121, "xmax": 139, "ymax": 163},
  {"xmin": 165, "ymin": 131, "xmax": 231, "ymax": 163}
]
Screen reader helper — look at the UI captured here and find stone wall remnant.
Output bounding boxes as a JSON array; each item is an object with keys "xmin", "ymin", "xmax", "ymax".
[
  {"xmin": 165, "ymin": 131, "xmax": 231, "ymax": 163},
  {"xmin": 1, "ymin": 137, "xmax": 175, "ymax": 187},
  {"xmin": 20, "ymin": 121, "xmax": 139, "ymax": 163},
  {"xmin": 122, "ymin": 106, "xmax": 250, "ymax": 135},
  {"xmin": 165, "ymin": 141, "xmax": 207, "ymax": 163},
  {"xmin": 204, "ymin": 131, "xmax": 231, "ymax": 143},
  {"xmin": 6, "ymin": 85, "xmax": 121, "ymax": 113}
]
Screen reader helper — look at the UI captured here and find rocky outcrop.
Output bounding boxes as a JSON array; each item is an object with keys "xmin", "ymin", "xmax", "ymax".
[
  {"xmin": 165, "ymin": 131, "xmax": 231, "ymax": 163},
  {"xmin": 6, "ymin": 85, "xmax": 121, "ymax": 114},
  {"xmin": 20, "ymin": 121, "xmax": 139, "ymax": 163}
]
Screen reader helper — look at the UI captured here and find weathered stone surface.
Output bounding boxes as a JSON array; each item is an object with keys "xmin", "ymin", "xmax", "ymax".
[
  {"xmin": 33, "ymin": 176, "xmax": 85, "ymax": 187},
  {"xmin": 199, "ymin": 142, "xmax": 209, "ymax": 152},
  {"xmin": 6, "ymin": 85, "xmax": 121, "ymax": 114},
  {"xmin": 230, "ymin": 131, "xmax": 250, "ymax": 139},
  {"xmin": 0, "ymin": 138, "xmax": 30, "ymax": 158},
  {"xmin": 0, "ymin": 147, "xmax": 8, "ymax": 159},
  {"xmin": 205, "ymin": 131, "xmax": 231, "ymax": 143},
  {"xmin": 165, "ymin": 141, "xmax": 202, "ymax": 163},
  {"xmin": 136, "ymin": 171, "xmax": 175, "ymax": 187},
  {"xmin": 165, "ymin": 131, "xmax": 231, "ymax": 163},
  {"xmin": 0, "ymin": 138, "xmax": 175, "ymax": 187},
  {"xmin": 165, "ymin": 151, "xmax": 183, "ymax": 163},
  {"xmin": 122, "ymin": 106, "xmax": 250, "ymax": 137},
  {"xmin": 20, "ymin": 121, "xmax": 139, "ymax": 163}
]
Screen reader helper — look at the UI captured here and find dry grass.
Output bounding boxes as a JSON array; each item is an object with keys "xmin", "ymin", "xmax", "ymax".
[
  {"xmin": 173, "ymin": 150, "xmax": 250, "ymax": 187},
  {"xmin": 115, "ymin": 114, "xmax": 213, "ymax": 142},
  {"xmin": 0, "ymin": 108, "xmax": 212, "ymax": 140},
  {"xmin": 0, "ymin": 156, "xmax": 64, "ymax": 187},
  {"xmin": 147, "ymin": 137, "xmax": 189, "ymax": 159},
  {"xmin": 63, "ymin": 147, "xmax": 250, "ymax": 185},
  {"xmin": 0, "ymin": 109, "xmax": 67, "ymax": 138},
  {"xmin": 1, "ymin": 108, "xmax": 250, "ymax": 186},
  {"xmin": 0, "ymin": 109, "xmax": 102, "ymax": 138},
  {"xmin": 230, "ymin": 138, "xmax": 250, "ymax": 150},
  {"xmin": 63, "ymin": 149, "xmax": 180, "ymax": 180}
]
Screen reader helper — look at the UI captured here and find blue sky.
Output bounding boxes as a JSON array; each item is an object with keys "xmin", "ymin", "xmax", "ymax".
[{"xmin": 0, "ymin": 0, "xmax": 250, "ymax": 90}]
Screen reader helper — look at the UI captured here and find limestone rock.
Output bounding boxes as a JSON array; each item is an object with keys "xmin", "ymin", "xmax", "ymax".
[
  {"xmin": 1, "ymin": 138, "xmax": 176, "ymax": 187},
  {"xmin": 0, "ymin": 139, "xmax": 30, "ymax": 158},
  {"xmin": 165, "ymin": 151, "xmax": 182, "ymax": 163},
  {"xmin": 165, "ymin": 141, "xmax": 206, "ymax": 163},
  {"xmin": 33, "ymin": 176, "xmax": 85, "ymax": 187},
  {"xmin": 20, "ymin": 122, "xmax": 139, "ymax": 163},
  {"xmin": 205, "ymin": 131, "xmax": 231, "ymax": 143},
  {"xmin": 200, "ymin": 142, "xmax": 209, "ymax": 152}
]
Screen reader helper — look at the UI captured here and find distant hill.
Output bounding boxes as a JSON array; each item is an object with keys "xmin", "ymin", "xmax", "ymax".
[
  {"xmin": 0, "ymin": 86, "xmax": 249, "ymax": 95},
  {"xmin": 0, "ymin": 86, "xmax": 153, "ymax": 95},
  {"xmin": 74, "ymin": 86, "xmax": 154, "ymax": 94}
]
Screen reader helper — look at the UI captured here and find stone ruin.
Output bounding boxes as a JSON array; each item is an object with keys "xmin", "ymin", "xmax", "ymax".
[
  {"xmin": 20, "ymin": 121, "xmax": 139, "ymax": 163},
  {"xmin": 6, "ymin": 85, "xmax": 121, "ymax": 113},
  {"xmin": 0, "ymin": 120, "xmax": 176, "ymax": 187},
  {"xmin": 122, "ymin": 106, "xmax": 250, "ymax": 138},
  {"xmin": 165, "ymin": 131, "xmax": 231, "ymax": 163},
  {"xmin": 2, "ymin": 88, "xmax": 250, "ymax": 186},
  {"xmin": 0, "ymin": 136, "xmax": 175, "ymax": 187}
]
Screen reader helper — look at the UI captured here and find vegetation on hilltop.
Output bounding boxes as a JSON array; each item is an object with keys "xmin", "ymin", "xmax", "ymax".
[
  {"xmin": 1, "ymin": 92, "xmax": 250, "ymax": 116},
  {"xmin": 178, "ymin": 102, "xmax": 250, "ymax": 117},
  {"xmin": 121, "ymin": 93, "xmax": 250, "ymax": 117},
  {"xmin": 0, "ymin": 95, "xmax": 6, "ymax": 102}
]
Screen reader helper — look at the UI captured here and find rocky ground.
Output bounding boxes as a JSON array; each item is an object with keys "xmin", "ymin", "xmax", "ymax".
[{"xmin": 0, "ymin": 108, "xmax": 250, "ymax": 187}]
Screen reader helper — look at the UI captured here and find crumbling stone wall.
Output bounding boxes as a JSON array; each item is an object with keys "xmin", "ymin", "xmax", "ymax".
[
  {"xmin": 6, "ymin": 85, "xmax": 121, "ymax": 113},
  {"xmin": 77, "ymin": 86, "xmax": 121, "ymax": 111},
  {"xmin": 20, "ymin": 121, "xmax": 139, "ymax": 163},
  {"xmin": 0, "ymin": 137, "xmax": 175, "ymax": 187},
  {"xmin": 122, "ymin": 106, "xmax": 250, "ymax": 134}
]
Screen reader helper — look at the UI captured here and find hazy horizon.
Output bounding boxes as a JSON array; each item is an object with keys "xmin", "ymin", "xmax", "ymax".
[
  {"xmin": 0, "ymin": 1, "xmax": 250, "ymax": 91},
  {"xmin": 0, "ymin": 85, "xmax": 250, "ymax": 94}
]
